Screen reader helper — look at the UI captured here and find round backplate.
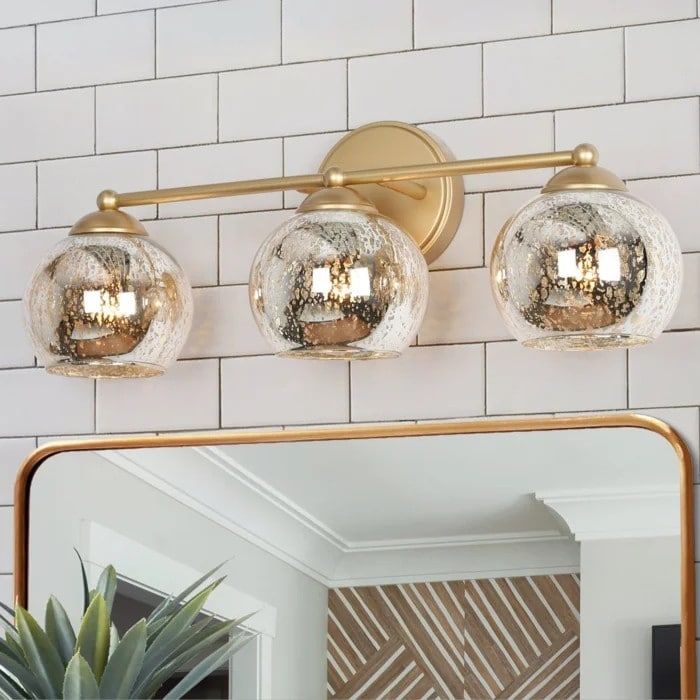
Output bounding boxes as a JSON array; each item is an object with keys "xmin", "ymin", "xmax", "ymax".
[{"xmin": 319, "ymin": 121, "xmax": 464, "ymax": 263}]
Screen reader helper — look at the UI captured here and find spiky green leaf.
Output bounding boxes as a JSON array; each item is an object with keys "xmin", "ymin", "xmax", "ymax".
[
  {"xmin": 0, "ymin": 651, "xmax": 43, "ymax": 697},
  {"xmin": 63, "ymin": 653, "xmax": 100, "ymax": 700},
  {"xmin": 75, "ymin": 594, "xmax": 109, "ymax": 682},
  {"xmin": 0, "ymin": 669, "xmax": 27, "ymax": 700},
  {"xmin": 74, "ymin": 549, "xmax": 90, "ymax": 615},
  {"xmin": 14, "ymin": 607, "xmax": 64, "ymax": 698},
  {"xmin": 45, "ymin": 595, "xmax": 76, "ymax": 667},
  {"xmin": 98, "ymin": 619, "xmax": 146, "ymax": 699},
  {"xmin": 134, "ymin": 620, "xmax": 250, "ymax": 699},
  {"xmin": 93, "ymin": 567, "xmax": 117, "ymax": 617},
  {"xmin": 0, "ymin": 601, "xmax": 15, "ymax": 621},
  {"xmin": 163, "ymin": 632, "xmax": 253, "ymax": 700},
  {"xmin": 3, "ymin": 630, "xmax": 25, "ymax": 664},
  {"xmin": 146, "ymin": 562, "xmax": 226, "ymax": 629},
  {"xmin": 138, "ymin": 580, "xmax": 222, "ymax": 683},
  {"xmin": 108, "ymin": 624, "xmax": 119, "ymax": 660}
]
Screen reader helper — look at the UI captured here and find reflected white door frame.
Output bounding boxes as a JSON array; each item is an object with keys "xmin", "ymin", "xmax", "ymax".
[{"xmin": 79, "ymin": 520, "xmax": 275, "ymax": 700}]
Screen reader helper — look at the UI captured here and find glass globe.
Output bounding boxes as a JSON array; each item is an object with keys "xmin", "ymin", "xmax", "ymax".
[
  {"xmin": 490, "ymin": 189, "xmax": 682, "ymax": 349},
  {"xmin": 25, "ymin": 233, "xmax": 193, "ymax": 377},
  {"xmin": 249, "ymin": 207, "xmax": 429, "ymax": 359}
]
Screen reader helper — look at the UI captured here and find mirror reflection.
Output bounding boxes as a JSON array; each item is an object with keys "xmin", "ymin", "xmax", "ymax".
[{"xmin": 26, "ymin": 427, "xmax": 680, "ymax": 700}]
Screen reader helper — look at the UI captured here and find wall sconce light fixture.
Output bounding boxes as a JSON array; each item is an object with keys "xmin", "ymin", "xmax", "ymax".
[{"xmin": 24, "ymin": 122, "xmax": 682, "ymax": 378}]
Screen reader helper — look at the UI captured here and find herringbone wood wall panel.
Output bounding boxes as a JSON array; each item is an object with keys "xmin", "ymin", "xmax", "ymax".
[{"xmin": 327, "ymin": 574, "xmax": 580, "ymax": 699}]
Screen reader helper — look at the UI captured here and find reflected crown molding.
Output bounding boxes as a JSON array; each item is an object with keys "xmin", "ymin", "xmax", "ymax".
[
  {"xmin": 535, "ymin": 485, "xmax": 680, "ymax": 541},
  {"xmin": 97, "ymin": 446, "xmax": 579, "ymax": 586}
]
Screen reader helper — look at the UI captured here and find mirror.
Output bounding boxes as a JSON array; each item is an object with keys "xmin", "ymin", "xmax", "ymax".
[{"xmin": 14, "ymin": 417, "xmax": 694, "ymax": 699}]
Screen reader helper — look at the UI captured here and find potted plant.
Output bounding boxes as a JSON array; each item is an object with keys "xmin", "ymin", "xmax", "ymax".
[{"xmin": 0, "ymin": 555, "xmax": 254, "ymax": 699}]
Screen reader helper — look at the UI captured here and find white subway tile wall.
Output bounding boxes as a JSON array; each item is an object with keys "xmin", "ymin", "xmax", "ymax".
[
  {"xmin": 1, "ymin": 0, "xmax": 699, "ymax": 637},
  {"xmin": 0, "ymin": 27, "xmax": 34, "ymax": 96}
]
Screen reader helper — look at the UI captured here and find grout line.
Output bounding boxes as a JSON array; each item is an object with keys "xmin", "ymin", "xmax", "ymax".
[
  {"xmin": 153, "ymin": 9, "xmax": 157, "ymax": 79},
  {"xmin": 216, "ymin": 73, "xmax": 220, "ymax": 142},
  {"xmin": 480, "ymin": 43, "xmax": 484, "ymax": 116},
  {"xmin": 550, "ymin": 0, "xmax": 553, "ymax": 33},
  {"xmin": 348, "ymin": 363, "xmax": 352, "ymax": 422},
  {"xmin": 33, "ymin": 24, "xmax": 37, "ymax": 91},
  {"xmin": 625, "ymin": 349, "xmax": 630, "ymax": 408},
  {"xmin": 279, "ymin": 0, "xmax": 283, "ymax": 63},
  {"xmin": 622, "ymin": 28, "xmax": 627, "ymax": 102},
  {"xmin": 411, "ymin": 0, "xmax": 415, "ymax": 49}
]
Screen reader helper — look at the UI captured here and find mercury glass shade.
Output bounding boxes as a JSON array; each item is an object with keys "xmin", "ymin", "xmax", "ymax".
[
  {"xmin": 25, "ymin": 233, "xmax": 193, "ymax": 377},
  {"xmin": 490, "ymin": 189, "xmax": 682, "ymax": 349},
  {"xmin": 249, "ymin": 208, "xmax": 429, "ymax": 359}
]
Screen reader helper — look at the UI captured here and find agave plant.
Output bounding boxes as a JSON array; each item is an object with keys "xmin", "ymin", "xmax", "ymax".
[{"xmin": 0, "ymin": 554, "xmax": 255, "ymax": 699}]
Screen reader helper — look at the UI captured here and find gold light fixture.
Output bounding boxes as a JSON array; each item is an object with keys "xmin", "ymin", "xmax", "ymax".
[
  {"xmin": 490, "ymin": 144, "xmax": 682, "ymax": 350},
  {"xmin": 23, "ymin": 122, "xmax": 682, "ymax": 378}
]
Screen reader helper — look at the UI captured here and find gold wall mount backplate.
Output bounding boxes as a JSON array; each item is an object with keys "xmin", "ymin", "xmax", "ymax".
[{"xmin": 319, "ymin": 122, "xmax": 464, "ymax": 263}]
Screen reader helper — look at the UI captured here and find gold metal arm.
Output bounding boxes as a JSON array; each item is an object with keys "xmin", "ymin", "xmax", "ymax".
[
  {"xmin": 97, "ymin": 146, "xmax": 587, "ymax": 211},
  {"xmin": 77, "ymin": 122, "xmax": 621, "ymax": 264}
]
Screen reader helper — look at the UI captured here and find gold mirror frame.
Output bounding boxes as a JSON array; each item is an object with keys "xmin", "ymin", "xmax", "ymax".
[{"xmin": 12, "ymin": 413, "xmax": 697, "ymax": 697}]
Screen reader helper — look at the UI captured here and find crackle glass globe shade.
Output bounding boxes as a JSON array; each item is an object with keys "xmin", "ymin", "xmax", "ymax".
[
  {"xmin": 249, "ymin": 208, "xmax": 429, "ymax": 359},
  {"xmin": 490, "ymin": 189, "xmax": 682, "ymax": 350},
  {"xmin": 25, "ymin": 233, "xmax": 193, "ymax": 377}
]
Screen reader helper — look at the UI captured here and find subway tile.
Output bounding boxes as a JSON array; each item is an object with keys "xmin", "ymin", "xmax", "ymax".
[
  {"xmin": 0, "ymin": 508, "xmax": 10, "ymax": 573},
  {"xmin": 351, "ymin": 344, "xmax": 484, "ymax": 421},
  {"xmin": 219, "ymin": 61, "xmax": 346, "ymax": 141},
  {"xmin": 220, "ymin": 210, "xmax": 289, "ymax": 285},
  {"xmin": 484, "ymin": 188, "xmax": 539, "ymax": 257},
  {"xmin": 182, "ymin": 286, "xmax": 268, "ymax": 359},
  {"xmin": 415, "ymin": 0, "xmax": 550, "ymax": 48},
  {"xmin": 349, "ymin": 46, "xmax": 482, "ymax": 126},
  {"xmin": 38, "ymin": 151, "xmax": 157, "ymax": 228},
  {"xmin": 553, "ymin": 0, "xmax": 696, "ymax": 32},
  {"xmin": 425, "ymin": 113, "xmax": 554, "ymax": 192},
  {"xmin": 96, "ymin": 359, "xmax": 218, "ymax": 432},
  {"xmin": 0, "ymin": 27, "xmax": 34, "ymax": 95},
  {"xmin": 283, "ymin": 0, "xmax": 411, "ymax": 62},
  {"xmin": 0, "ymin": 302, "xmax": 34, "ymax": 368},
  {"xmin": 0, "ymin": 163, "xmax": 36, "ymax": 233},
  {"xmin": 487, "ymin": 341, "xmax": 627, "ymax": 414},
  {"xmin": 99, "ymin": 0, "xmax": 209, "ymax": 12},
  {"xmin": 158, "ymin": 140, "xmax": 283, "ymax": 217},
  {"xmin": 0, "ymin": 228, "xmax": 67, "ymax": 301},
  {"xmin": 669, "ymin": 254, "xmax": 700, "ymax": 330},
  {"xmin": 419, "ymin": 268, "xmax": 511, "ymax": 344},
  {"xmin": 627, "ymin": 20, "xmax": 700, "ymax": 101},
  {"xmin": 37, "ymin": 12, "xmax": 154, "ymax": 90},
  {"xmin": 484, "ymin": 30, "xmax": 623, "ymax": 115},
  {"xmin": 0, "ymin": 438, "xmax": 35, "ymax": 505},
  {"xmin": 556, "ymin": 99, "xmax": 699, "ymax": 180},
  {"xmin": 221, "ymin": 355, "xmax": 349, "ymax": 426},
  {"xmin": 628, "ymin": 176, "xmax": 700, "ymax": 253},
  {"xmin": 429, "ymin": 194, "xmax": 483, "ymax": 270},
  {"xmin": 0, "ymin": 369, "xmax": 93, "ymax": 437},
  {"xmin": 146, "ymin": 216, "xmax": 218, "ymax": 287},
  {"xmin": 96, "ymin": 75, "xmax": 217, "ymax": 152},
  {"xmin": 283, "ymin": 130, "xmax": 347, "ymax": 209},
  {"xmin": 0, "ymin": 0, "xmax": 94, "ymax": 27},
  {"xmin": 629, "ymin": 331, "xmax": 700, "ymax": 408},
  {"xmin": 0, "ymin": 89, "xmax": 94, "ymax": 163},
  {"xmin": 157, "ymin": 0, "xmax": 279, "ymax": 77}
]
